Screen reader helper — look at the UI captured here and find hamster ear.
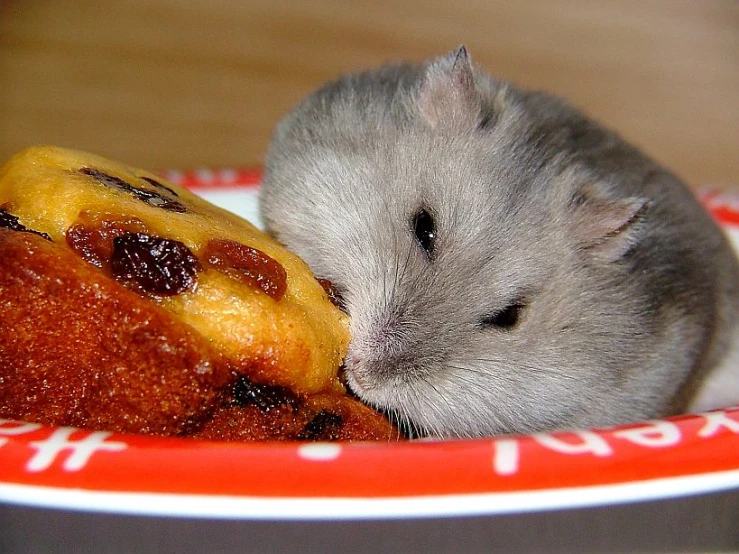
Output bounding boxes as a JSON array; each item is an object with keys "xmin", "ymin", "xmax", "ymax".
[
  {"xmin": 572, "ymin": 196, "xmax": 650, "ymax": 262},
  {"xmin": 417, "ymin": 46, "xmax": 482, "ymax": 131}
]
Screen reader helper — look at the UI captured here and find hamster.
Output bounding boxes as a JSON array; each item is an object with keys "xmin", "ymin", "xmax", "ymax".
[{"xmin": 260, "ymin": 47, "xmax": 739, "ymax": 438}]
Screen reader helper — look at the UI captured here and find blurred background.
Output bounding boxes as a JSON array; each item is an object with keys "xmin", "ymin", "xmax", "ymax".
[{"xmin": 1, "ymin": 0, "xmax": 737, "ymax": 189}]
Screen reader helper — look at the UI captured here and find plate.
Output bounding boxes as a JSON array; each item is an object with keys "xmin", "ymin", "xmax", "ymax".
[{"xmin": 1, "ymin": 169, "xmax": 738, "ymax": 521}]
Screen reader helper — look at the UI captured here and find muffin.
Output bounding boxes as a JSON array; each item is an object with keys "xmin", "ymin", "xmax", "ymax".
[{"xmin": 0, "ymin": 146, "xmax": 397, "ymax": 441}]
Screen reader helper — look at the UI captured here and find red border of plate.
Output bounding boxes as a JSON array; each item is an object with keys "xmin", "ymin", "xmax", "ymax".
[{"xmin": 1, "ymin": 170, "xmax": 737, "ymax": 520}]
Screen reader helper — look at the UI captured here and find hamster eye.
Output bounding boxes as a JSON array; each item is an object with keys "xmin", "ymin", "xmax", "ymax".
[
  {"xmin": 479, "ymin": 303, "xmax": 524, "ymax": 330},
  {"xmin": 412, "ymin": 208, "xmax": 436, "ymax": 256}
]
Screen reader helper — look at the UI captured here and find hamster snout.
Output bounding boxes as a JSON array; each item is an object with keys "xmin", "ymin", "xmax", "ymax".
[{"xmin": 260, "ymin": 47, "xmax": 739, "ymax": 438}]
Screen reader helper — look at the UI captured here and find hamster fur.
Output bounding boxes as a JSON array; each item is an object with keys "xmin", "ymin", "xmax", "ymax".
[{"xmin": 260, "ymin": 47, "xmax": 739, "ymax": 438}]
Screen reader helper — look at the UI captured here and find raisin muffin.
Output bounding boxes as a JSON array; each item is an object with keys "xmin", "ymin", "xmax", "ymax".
[{"xmin": 0, "ymin": 146, "xmax": 397, "ymax": 441}]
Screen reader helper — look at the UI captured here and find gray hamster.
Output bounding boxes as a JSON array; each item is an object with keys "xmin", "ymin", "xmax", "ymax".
[{"xmin": 260, "ymin": 47, "xmax": 739, "ymax": 438}]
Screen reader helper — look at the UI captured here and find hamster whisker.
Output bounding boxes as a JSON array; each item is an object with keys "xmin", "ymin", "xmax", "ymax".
[
  {"xmin": 387, "ymin": 409, "xmax": 407, "ymax": 440},
  {"xmin": 404, "ymin": 383, "xmax": 441, "ymax": 438},
  {"xmin": 383, "ymin": 385, "xmax": 427, "ymax": 439},
  {"xmin": 396, "ymin": 402, "xmax": 424, "ymax": 439},
  {"xmin": 444, "ymin": 363, "xmax": 498, "ymax": 379},
  {"xmin": 449, "ymin": 364, "xmax": 515, "ymax": 385},
  {"xmin": 442, "ymin": 369, "xmax": 511, "ymax": 404},
  {"xmin": 468, "ymin": 357, "xmax": 580, "ymax": 381},
  {"xmin": 426, "ymin": 380, "xmax": 456, "ymax": 415},
  {"xmin": 423, "ymin": 378, "xmax": 483, "ymax": 438},
  {"xmin": 444, "ymin": 367, "xmax": 494, "ymax": 387}
]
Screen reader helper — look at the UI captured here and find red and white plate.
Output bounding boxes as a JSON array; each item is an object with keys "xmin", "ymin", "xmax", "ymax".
[{"xmin": 1, "ymin": 169, "xmax": 737, "ymax": 520}]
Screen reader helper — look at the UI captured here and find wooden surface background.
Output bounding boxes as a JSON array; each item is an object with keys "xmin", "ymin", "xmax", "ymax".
[{"xmin": 1, "ymin": 0, "xmax": 737, "ymax": 189}]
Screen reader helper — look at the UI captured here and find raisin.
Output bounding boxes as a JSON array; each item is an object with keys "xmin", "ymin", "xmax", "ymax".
[
  {"xmin": 0, "ymin": 208, "xmax": 52, "ymax": 241},
  {"xmin": 66, "ymin": 213, "xmax": 148, "ymax": 268},
  {"xmin": 317, "ymin": 278, "xmax": 346, "ymax": 312},
  {"xmin": 140, "ymin": 176, "xmax": 180, "ymax": 197},
  {"xmin": 296, "ymin": 410, "xmax": 344, "ymax": 441},
  {"xmin": 203, "ymin": 239, "xmax": 287, "ymax": 301},
  {"xmin": 231, "ymin": 375, "xmax": 300, "ymax": 412},
  {"xmin": 110, "ymin": 233, "xmax": 200, "ymax": 295},
  {"xmin": 80, "ymin": 167, "xmax": 187, "ymax": 213}
]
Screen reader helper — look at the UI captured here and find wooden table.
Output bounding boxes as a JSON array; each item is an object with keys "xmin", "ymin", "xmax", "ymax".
[{"xmin": 1, "ymin": 1, "xmax": 737, "ymax": 190}]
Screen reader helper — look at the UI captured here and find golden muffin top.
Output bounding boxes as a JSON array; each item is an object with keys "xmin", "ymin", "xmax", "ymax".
[{"xmin": 0, "ymin": 146, "xmax": 350, "ymax": 393}]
